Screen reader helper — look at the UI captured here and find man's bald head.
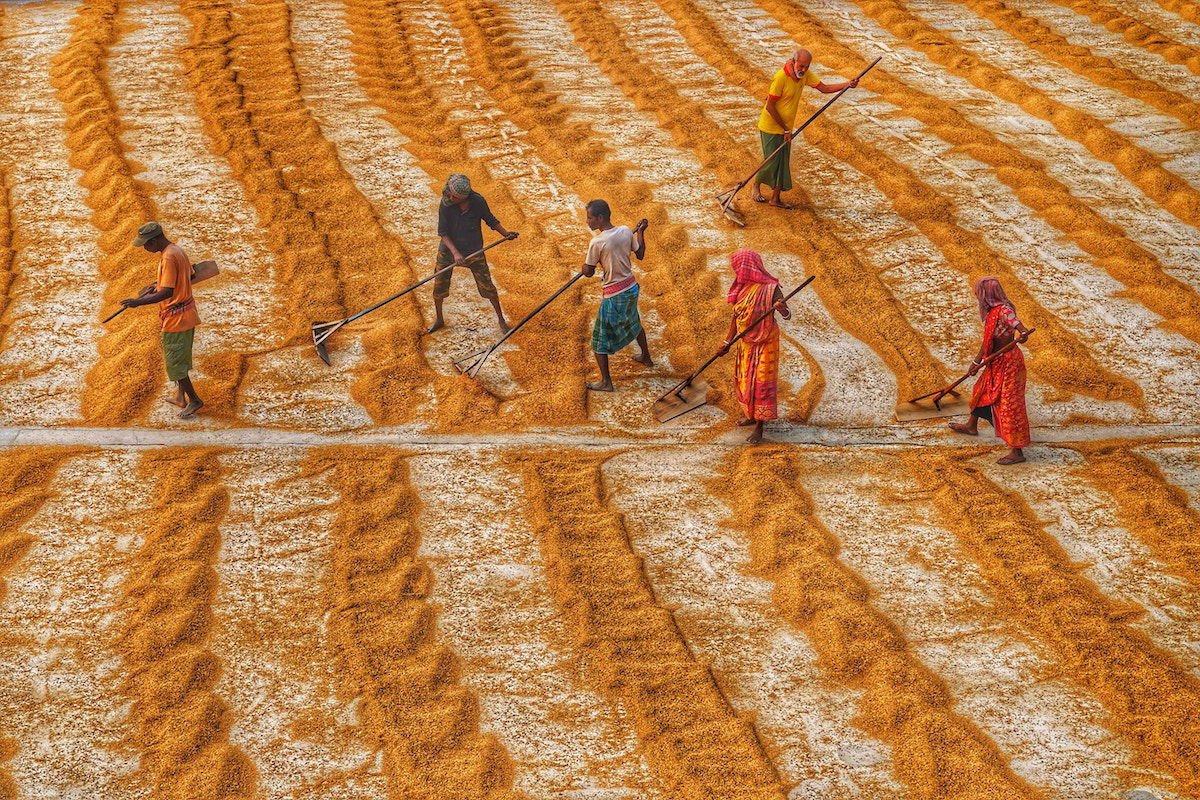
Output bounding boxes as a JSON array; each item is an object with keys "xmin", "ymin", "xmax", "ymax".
[{"xmin": 786, "ymin": 48, "xmax": 813, "ymax": 76}]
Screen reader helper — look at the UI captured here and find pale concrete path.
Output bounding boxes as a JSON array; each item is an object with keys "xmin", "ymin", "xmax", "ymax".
[{"xmin": 1, "ymin": 423, "xmax": 1196, "ymax": 449}]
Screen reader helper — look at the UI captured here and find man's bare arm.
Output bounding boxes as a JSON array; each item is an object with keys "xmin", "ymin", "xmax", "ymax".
[
  {"xmin": 122, "ymin": 286, "xmax": 172, "ymax": 308},
  {"xmin": 814, "ymin": 77, "xmax": 858, "ymax": 94},
  {"xmin": 440, "ymin": 235, "xmax": 465, "ymax": 265},
  {"xmin": 632, "ymin": 219, "xmax": 648, "ymax": 260}
]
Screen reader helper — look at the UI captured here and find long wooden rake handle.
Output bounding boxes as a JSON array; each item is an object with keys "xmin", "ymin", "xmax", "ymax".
[
  {"xmin": 315, "ymin": 237, "xmax": 513, "ymax": 341},
  {"xmin": 102, "ymin": 306, "xmax": 128, "ymax": 324},
  {"xmin": 718, "ymin": 57, "xmax": 881, "ymax": 205},
  {"xmin": 909, "ymin": 328, "xmax": 1036, "ymax": 405},
  {"xmin": 458, "ymin": 271, "xmax": 585, "ymax": 377},
  {"xmin": 660, "ymin": 276, "xmax": 814, "ymax": 399}
]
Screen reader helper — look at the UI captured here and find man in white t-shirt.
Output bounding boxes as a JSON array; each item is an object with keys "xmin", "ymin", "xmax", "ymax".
[{"xmin": 582, "ymin": 199, "xmax": 653, "ymax": 392}]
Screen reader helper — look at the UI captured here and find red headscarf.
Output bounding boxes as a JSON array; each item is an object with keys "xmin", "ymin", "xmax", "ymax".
[
  {"xmin": 727, "ymin": 249, "xmax": 779, "ymax": 304},
  {"xmin": 974, "ymin": 276, "xmax": 1016, "ymax": 322}
]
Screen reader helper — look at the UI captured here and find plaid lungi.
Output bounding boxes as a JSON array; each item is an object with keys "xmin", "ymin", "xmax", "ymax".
[
  {"xmin": 591, "ymin": 284, "xmax": 642, "ymax": 354},
  {"xmin": 755, "ymin": 131, "xmax": 792, "ymax": 192}
]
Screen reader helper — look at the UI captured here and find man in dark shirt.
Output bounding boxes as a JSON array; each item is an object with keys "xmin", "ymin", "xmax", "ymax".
[{"xmin": 430, "ymin": 173, "xmax": 518, "ymax": 333}]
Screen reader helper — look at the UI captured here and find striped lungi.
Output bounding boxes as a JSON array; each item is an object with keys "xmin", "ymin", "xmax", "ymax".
[{"xmin": 591, "ymin": 284, "xmax": 642, "ymax": 355}]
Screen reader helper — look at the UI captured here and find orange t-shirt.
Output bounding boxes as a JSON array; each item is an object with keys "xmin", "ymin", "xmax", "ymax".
[{"xmin": 157, "ymin": 243, "xmax": 200, "ymax": 333}]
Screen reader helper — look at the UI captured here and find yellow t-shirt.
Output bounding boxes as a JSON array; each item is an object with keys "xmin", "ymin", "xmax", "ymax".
[{"xmin": 757, "ymin": 67, "xmax": 822, "ymax": 134}]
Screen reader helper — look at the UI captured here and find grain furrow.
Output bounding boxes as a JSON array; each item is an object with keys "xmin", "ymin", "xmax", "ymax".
[
  {"xmin": 603, "ymin": 448, "xmax": 905, "ymax": 797},
  {"xmin": 122, "ymin": 449, "xmax": 254, "ymax": 799},
  {"xmin": 952, "ymin": 0, "xmax": 1200, "ymax": 118},
  {"xmin": 214, "ymin": 449, "xmax": 387, "ymax": 799},
  {"xmin": 1147, "ymin": 0, "xmax": 1200, "ymax": 26},
  {"xmin": 409, "ymin": 450, "xmax": 659, "ymax": 797},
  {"xmin": 0, "ymin": 448, "xmax": 83, "ymax": 800},
  {"xmin": 1007, "ymin": 0, "xmax": 1200, "ymax": 94},
  {"xmin": 549, "ymin": 0, "xmax": 950, "ymax": 406},
  {"xmin": 847, "ymin": 0, "xmax": 1200, "ymax": 227},
  {"xmin": 516, "ymin": 452, "xmax": 786, "ymax": 799},
  {"xmin": 799, "ymin": 448, "xmax": 1172, "ymax": 798},
  {"xmin": 179, "ymin": 0, "xmax": 438, "ymax": 426},
  {"xmin": 738, "ymin": 0, "xmax": 1200, "ymax": 346},
  {"xmin": 638, "ymin": 0, "xmax": 1141, "ymax": 408},
  {"xmin": 313, "ymin": 447, "xmax": 523, "ymax": 799},
  {"xmin": 0, "ymin": 171, "xmax": 13, "ymax": 357},
  {"xmin": 1073, "ymin": 443, "xmax": 1200, "ymax": 591},
  {"xmin": 904, "ymin": 450, "xmax": 1200, "ymax": 795},
  {"xmin": 0, "ymin": 450, "xmax": 149, "ymax": 799},
  {"xmin": 982, "ymin": 447, "xmax": 1200, "ymax": 676},
  {"xmin": 49, "ymin": 0, "xmax": 163, "ymax": 423},
  {"xmin": 720, "ymin": 448, "xmax": 1039, "ymax": 800},
  {"xmin": 1045, "ymin": 0, "xmax": 1200, "ymax": 75},
  {"xmin": 0, "ymin": 2, "xmax": 107, "ymax": 425}
]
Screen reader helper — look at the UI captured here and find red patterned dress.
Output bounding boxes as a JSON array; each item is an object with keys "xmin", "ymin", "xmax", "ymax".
[
  {"xmin": 970, "ymin": 304, "xmax": 1030, "ymax": 448},
  {"xmin": 732, "ymin": 282, "xmax": 780, "ymax": 421}
]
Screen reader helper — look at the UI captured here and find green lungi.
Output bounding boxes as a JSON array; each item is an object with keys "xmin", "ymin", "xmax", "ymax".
[
  {"xmin": 591, "ymin": 284, "xmax": 642, "ymax": 355},
  {"xmin": 161, "ymin": 328, "xmax": 195, "ymax": 382},
  {"xmin": 755, "ymin": 131, "xmax": 792, "ymax": 192}
]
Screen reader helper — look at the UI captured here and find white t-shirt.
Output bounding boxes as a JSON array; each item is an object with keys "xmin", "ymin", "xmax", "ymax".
[{"xmin": 585, "ymin": 226, "xmax": 637, "ymax": 293}]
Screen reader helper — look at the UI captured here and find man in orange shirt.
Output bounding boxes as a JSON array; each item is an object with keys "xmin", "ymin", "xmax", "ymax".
[
  {"xmin": 120, "ymin": 221, "xmax": 204, "ymax": 418},
  {"xmin": 753, "ymin": 49, "xmax": 857, "ymax": 209}
]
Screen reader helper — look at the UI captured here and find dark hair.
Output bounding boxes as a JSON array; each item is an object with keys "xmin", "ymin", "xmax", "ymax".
[{"xmin": 585, "ymin": 199, "xmax": 611, "ymax": 220}]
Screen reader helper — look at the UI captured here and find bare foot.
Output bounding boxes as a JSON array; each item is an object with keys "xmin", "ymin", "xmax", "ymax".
[
  {"xmin": 746, "ymin": 428, "xmax": 765, "ymax": 444},
  {"xmin": 767, "ymin": 200, "xmax": 796, "ymax": 210},
  {"xmin": 427, "ymin": 318, "xmax": 445, "ymax": 334},
  {"xmin": 179, "ymin": 399, "xmax": 204, "ymax": 419},
  {"xmin": 736, "ymin": 416, "xmax": 755, "ymax": 427},
  {"xmin": 752, "ymin": 193, "xmax": 767, "ymax": 203},
  {"xmin": 632, "ymin": 352, "xmax": 654, "ymax": 367},
  {"xmin": 997, "ymin": 452, "xmax": 1026, "ymax": 465},
  {"xmin": 164, "ymin": 394, "xmax": 186, "ymax": 408},
  {"xmin": 948, "ymin": 422, "xmax": 978, "ymax": 436},
  {"xmin": 586, "ymin": 380, "xmax": 614, "ymax": 392},
  {"xmin": 498, "ymin": 320, "xmax": 511, "ymax": 334}
]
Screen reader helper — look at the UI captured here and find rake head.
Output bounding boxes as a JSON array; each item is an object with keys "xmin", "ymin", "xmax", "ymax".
[
  {"xmin": 452, "ymin": 346, "xmax": 490, "ymax": 378},
  {"xmin": 652, "ymin": 379, "xmax": 711, "ymax": 423},
  {"xmin": 896, "ymin": 388, "xmax": 970, "ymax": 421},
  {"xmin": 715, "ymin": 188, "xmax": 747, "ymax": 227},
  {"xmin": 311, "ymin": 320, "xmax": 337, "ymax": 365}
]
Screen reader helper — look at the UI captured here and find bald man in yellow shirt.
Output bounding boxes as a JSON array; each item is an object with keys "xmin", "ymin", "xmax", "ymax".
[{"xmin": 753, "ymin": 49, "xmax": 857, "ymax": 209}]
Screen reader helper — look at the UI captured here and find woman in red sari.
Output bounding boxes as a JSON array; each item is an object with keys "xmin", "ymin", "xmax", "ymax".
[
  {"xmin": 949, "ymin": 277, "xmax": 1032, "ymax": 464},
  {"xmin": 716, "ymin": 249, "xmax": 791, "ymax": 443}
]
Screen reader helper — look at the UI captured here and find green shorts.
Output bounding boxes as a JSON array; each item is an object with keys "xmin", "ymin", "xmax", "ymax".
[
  {"xmin": 161, "ymin": 328, "xmax": 195, "ymax": 382},
  {"xmin": 433, "ymin": 248, "xmax": 499, "ymax": 301}
]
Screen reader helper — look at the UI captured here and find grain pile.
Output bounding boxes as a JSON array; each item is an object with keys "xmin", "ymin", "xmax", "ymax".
[{"xmin": 0, "ymin": 0, "xmax": 1198, "ymax": 797}]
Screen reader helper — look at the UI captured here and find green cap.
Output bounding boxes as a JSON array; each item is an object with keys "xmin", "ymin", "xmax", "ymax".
[{"xmin": 132, "ymin": 221, "xmax": 163, "ymax": 247}]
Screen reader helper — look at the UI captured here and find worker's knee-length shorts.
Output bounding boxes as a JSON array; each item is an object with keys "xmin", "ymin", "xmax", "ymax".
[{"xmin": 433, "ymin": 249, "xmax": 499, "ymax": 301}]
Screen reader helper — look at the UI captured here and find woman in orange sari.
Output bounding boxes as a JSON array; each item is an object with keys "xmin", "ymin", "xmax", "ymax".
[
  {"xmin": 949, "ymin": 277, "xmax": 1032, "ymax": 464},
  {"xmin": 716, "ymin": 249, "xmax": 791, "ymax": 443}
]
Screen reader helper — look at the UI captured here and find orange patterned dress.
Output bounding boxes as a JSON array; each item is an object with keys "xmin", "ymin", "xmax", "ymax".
[
  {"xmin": 733, "ymin": 283, "xmax": 780, "ymax": 421},
  {"xmin": 970, "ymin": 304, "xmax": 1030, "ymax": 448}
]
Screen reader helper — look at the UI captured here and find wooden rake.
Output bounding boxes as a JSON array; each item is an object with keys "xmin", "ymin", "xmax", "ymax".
[
  {"xmin": 897, "ymin": 329, "xmax": 1036, "ymax": 421},
  {"xmin": 652, "ymin": 275, "xmax": 814, "ymax": 423},
  {"xmin": 453, "ymin": 271, "xmax": 585, "ymax": 378},
  {"xmin": 717, "ymin": 57, "xmax": 882, "ymax": 226},
  {"xmin": 312, "ymin": 237, "xmax": 512, "ymax": 365}
]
